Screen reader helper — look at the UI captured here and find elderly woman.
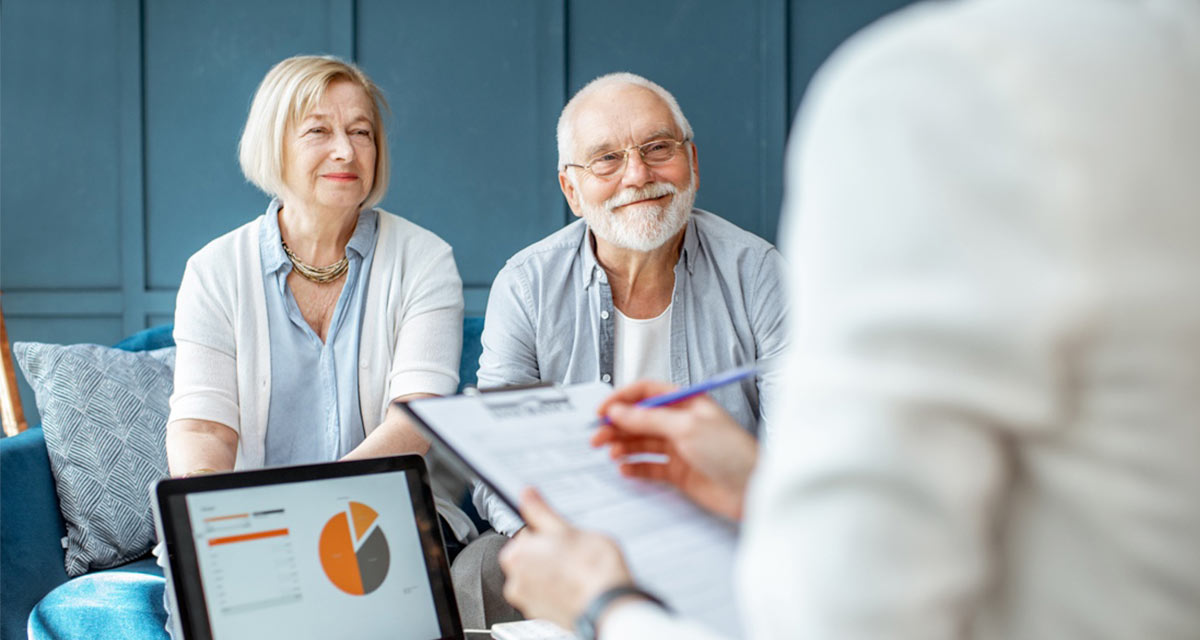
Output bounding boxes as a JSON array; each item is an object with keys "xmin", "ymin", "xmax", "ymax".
[{"xmin": 164, "ymin": 56, "xmax": 471, "ymax": 545}]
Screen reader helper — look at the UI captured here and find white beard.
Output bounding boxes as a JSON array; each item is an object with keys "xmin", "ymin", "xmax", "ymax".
[{"xmin": 579, "ymin": 176, "xmax": 696, "ymax": 252}]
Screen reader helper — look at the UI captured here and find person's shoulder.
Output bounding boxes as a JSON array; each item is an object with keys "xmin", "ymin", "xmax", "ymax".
[
  {"xmin": 812, "ymin": 0, "xmax": 1091, "ymax": 89},
  {"xmin": 375, "ymin": 209, "xmax": 454, "ymax": 257},
  {"xmin": 691, "ymin": 209, "xmax": 776, "ymax": 256},
  {"xmin": 186, "ymin": 216, "xmax": 262, "ymax": 273},
  {"xmin": 499, "ymin": 218, "xmax": 588, "ymax": 274},
  {"xmin": 831, "ymin": 0, "xmax": 980, "ymax": 57}
]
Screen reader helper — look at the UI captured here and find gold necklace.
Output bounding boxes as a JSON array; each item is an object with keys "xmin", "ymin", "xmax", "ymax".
[{"xmin": 281, "ymin": 242, "xmax": 349, "ymax": 284}]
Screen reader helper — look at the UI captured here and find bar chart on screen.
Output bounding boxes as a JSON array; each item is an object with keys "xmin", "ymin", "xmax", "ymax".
[
  {"xmin": 200, "ymin": 509, "xmax": 303, "ymax": 614},
  {"xmin": 318, "ymin": 500, "xmax": 391, "ymax": 595}
]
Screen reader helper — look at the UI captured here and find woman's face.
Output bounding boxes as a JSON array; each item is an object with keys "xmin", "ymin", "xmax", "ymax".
[{"xmin": 282, "ymin": 79, "xmax": 377, "ymax": 214}]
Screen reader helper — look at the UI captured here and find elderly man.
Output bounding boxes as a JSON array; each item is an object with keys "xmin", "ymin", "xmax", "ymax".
[{"xmin": 449, "ymin": 72, "xmax": 788, "ymax": 626}]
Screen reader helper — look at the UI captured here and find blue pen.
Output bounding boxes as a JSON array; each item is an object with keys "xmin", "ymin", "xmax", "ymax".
[{"xmin": 592, "ymin": 364, "xmax": 760, "ymax": 427}]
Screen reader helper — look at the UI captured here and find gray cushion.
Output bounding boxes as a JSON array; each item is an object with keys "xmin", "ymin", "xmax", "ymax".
[{"xmin": 12, "ymin": 342, "xmax": 174, "ymax": 577}]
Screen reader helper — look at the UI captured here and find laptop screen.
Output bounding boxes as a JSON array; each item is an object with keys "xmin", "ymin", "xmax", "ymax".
[{"xmin": 156, "ymin": 457, "xmax": 461, "ymax": 640}]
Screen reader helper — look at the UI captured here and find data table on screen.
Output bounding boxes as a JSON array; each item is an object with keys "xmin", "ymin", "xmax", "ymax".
[{"xmin": 197, "ymin": 510, "xmax": 303, "ymax": 614}]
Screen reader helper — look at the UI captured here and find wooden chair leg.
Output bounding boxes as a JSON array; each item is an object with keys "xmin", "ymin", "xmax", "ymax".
[{"xmin": 0, "ymin": 296, "xmax": 29, "ymax": 436}]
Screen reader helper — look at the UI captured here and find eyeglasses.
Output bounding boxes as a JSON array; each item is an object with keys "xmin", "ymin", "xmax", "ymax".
[{"xmin": 563, "ymin": 138, "xmax": 690, "ymax": 178}]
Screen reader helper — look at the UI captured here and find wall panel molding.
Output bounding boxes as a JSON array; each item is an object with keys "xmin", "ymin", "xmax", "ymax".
[
  {"xmin": 1, "ymin": 292, "xmax": 126, "ymax": 317},
  {"xmin": 329, "ymin": 0, "xmax": 356, "ymax": 61},
  {"xmin": 759, "ymin": 0, "xmax": 789, "ymax": 239},
  {"xmin": 119, "ymin": 0, "xmax": 148, "ymax": 336},
  {"xmin": 1, "ymin": 0, "xmax": 124, "ymax": 291},
  {"xmin": 537, "ymin": 0, "xmax": 571, "ymax": 236}
]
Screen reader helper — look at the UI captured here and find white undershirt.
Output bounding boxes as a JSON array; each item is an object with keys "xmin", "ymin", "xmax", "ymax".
[{"xmin": 612, "ymin": 302, "xmax": 673, "ymax": 387}]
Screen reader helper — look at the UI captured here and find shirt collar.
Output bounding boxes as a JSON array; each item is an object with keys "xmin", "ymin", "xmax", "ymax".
[
  {"xmin": 578, "ymin": 210, "xmax": 699, "ymax": 288},
  {"xmin": 260, "ymin": 199, "xmax": 291, "ymax": 276},
  {"xmin": 258, "ymin": 198, "xmax": 376, "ymax": 276},
  {"xmin": 579, "ymin": 226, "xmax": 603, "ymax": 288},
  {"xmin": 344, "ymin": 208, "xmax": 377, "ymax": 259},
  {"xmin": 679, "ymin": 211, "xmax": 699, "ymax": 273}
]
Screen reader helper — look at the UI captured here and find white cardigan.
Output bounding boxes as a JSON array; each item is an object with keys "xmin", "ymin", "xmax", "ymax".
[{"xmin": 168, "ymin": 210, "xmax": 467, "ymax": 534}]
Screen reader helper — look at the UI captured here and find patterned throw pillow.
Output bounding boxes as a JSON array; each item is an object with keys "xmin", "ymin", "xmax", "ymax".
[{"xmin": 12, "ymin": 342, "xmax": 175, "ymax": 577}]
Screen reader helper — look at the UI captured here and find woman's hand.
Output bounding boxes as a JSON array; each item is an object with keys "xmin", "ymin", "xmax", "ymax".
[
  {"xmin": 593, "ymin": 380, "xmax": 759, "ymax": 521},
  {"xmin": 166, "ymin": 419, "xmax": 238, "ymax": 477},
  {"xmin": 498, "ymin": 488, "xmax": 633, "ymax": 630}
]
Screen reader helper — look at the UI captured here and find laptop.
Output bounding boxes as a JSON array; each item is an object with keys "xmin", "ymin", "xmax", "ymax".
[{"xmin": 153, "ymin": 456, "xmax": 465, "ymax": 640}]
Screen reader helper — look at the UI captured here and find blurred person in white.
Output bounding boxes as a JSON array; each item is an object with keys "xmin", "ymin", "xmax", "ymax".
[{"xmin": 497, "ymin": 0, "xmax": 1200, "ymax": 638}]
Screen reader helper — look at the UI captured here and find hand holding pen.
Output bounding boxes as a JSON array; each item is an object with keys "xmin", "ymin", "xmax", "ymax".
[
  {"xmin": 591, "ymin": 375, "xmax": 761, "ymax": 521},
  {"xmin": 590, "ymin": 364, "xmax": 760, "ymax": 428}
]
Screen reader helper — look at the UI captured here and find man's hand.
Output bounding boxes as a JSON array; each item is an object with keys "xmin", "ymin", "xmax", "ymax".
[
  {"xmin": 592, "ymin": 380, "xmax": 759, "ymax": 521},
  {"xmin": 498, "ymin": 488, "xmax": 633, "ymax": 630}
]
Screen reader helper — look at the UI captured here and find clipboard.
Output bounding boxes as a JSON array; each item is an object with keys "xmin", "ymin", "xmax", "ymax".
[
  {"xmin": 397, "ymin": 382, "xmax": 743, "ymax": 638},
  {"xmin": 400, "ymin": 381, "xmax": 558, "ymax": 514}
]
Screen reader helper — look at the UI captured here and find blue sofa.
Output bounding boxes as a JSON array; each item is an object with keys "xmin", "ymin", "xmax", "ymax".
[{"xmin": 0, "ymin": 318, "xmax": 485, "ymax": 640}]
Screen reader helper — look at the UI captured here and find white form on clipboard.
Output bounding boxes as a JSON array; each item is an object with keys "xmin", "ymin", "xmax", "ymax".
[{"xmin": 403, "ymin": 383, "xmax": 742, "ymax": 638}]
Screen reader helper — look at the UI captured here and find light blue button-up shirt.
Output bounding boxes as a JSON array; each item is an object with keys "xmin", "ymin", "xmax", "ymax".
[
  {"xmin": 259, "ymin": 200, "xmax": 378, "ymax": 466},
  {"xmin": 475, "ymin": 208, "xmax": 789, "ymax": 533}
]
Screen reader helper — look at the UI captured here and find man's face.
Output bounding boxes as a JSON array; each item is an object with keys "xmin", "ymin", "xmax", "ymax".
[{"xmin": 559, "ymin": 85, "xmax": 700, "ymax": 252}]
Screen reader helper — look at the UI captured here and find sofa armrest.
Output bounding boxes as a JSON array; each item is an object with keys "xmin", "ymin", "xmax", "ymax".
[{"xmin": 1, "ymin": 427, "xmax": 70, "ymax": 640}]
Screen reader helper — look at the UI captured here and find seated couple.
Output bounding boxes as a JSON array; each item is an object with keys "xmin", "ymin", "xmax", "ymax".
[{"xmin": 163, "ymin": 54, "xmax": 787, "ymax": 630}]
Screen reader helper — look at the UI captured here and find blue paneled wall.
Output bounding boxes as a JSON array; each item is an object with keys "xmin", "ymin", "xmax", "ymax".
[{"xmin": 0, "ymin": 0, "xmax": 913, "ymax": 425}]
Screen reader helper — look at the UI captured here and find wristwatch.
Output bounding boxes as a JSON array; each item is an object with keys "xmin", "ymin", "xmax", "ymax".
[{"xmin": 574, "ymin": 585, "xmax": 669, "ymax": 640}]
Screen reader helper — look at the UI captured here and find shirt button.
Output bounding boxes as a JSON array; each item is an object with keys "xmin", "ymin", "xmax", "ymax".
[
  {"xmin": 601, "ymin": 373, "xmax": 612, "ymax": 383},
  {"xmin": 600, "ymin": 310, "xmax": 610, "ymax": 320}
]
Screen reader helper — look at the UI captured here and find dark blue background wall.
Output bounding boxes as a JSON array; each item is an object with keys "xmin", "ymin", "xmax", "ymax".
[{"xmin": 1, "ymin": 0, "xmax": 913, "ymax": 425}]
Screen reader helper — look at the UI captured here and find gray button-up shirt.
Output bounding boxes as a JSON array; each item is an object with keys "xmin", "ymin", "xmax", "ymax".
[{"xmin": 475, "ymin": 208, "xmax": 789, "ymax": 534}]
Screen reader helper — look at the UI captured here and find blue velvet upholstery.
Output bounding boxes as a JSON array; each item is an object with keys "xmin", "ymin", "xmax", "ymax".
[
  {"xmin": 0, "ymin": 427, "xmax": 71, "ymax": 640},
  {"xmin": 2, "ymin": 319, "xmax": 484, "ymax": 640},
  {"xmin": 113, "ymin": 324, "xmax": 176, "ymax": 353},
  {"xmin": 2, "ymin": 325, "xmax": 176, "ymax": 640},
  {"xmin": 28, "ymin": 558, "xmax": 168, "ymax": 640},
  {"xmin": 458, "ymin": 316, "xmax": 484, "ymax": 392}
]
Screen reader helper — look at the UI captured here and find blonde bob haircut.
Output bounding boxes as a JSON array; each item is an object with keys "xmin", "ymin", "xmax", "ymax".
[{"xmin": 239, "ymin": 55, "xmax": 390, "ymax": 209}]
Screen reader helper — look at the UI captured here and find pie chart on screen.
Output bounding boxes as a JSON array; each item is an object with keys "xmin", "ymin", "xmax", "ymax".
[{"xmin": 318, "ymin": 501, "xmax": 390, "ymax": 595}]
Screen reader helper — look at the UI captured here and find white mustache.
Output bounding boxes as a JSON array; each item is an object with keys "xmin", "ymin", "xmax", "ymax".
[{"xmin": 604, "ymin": 182, "xmax": 678, "ymax": 210}]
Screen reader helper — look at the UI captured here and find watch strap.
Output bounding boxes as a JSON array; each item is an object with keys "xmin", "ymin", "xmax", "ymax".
[{"xmin": 574, "ymin": 584, "xmax": 669, "ymax": 640}]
